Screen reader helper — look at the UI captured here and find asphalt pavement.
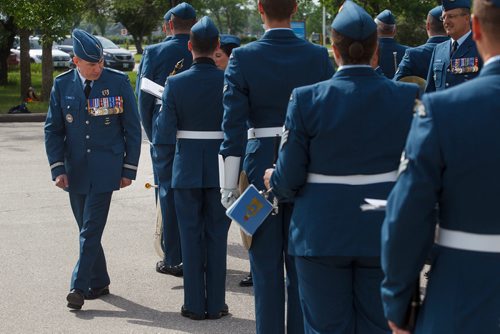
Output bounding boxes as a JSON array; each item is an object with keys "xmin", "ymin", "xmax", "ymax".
[{"xmin": 0, "ymin": 122, "xmax": 256, "ymax": 333}]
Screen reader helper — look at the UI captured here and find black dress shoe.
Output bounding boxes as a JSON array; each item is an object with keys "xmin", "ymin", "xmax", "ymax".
[
  {"xmin": 156, "ymin": 261, "xmax": 183, "ymax": 277},
  {"xmin": 85, "ymin": 286, "xmax": 110, "ymax": 300},
  {"xmin": 181, "ymin": 305, "xmax": 205, "ymax": 320},
  {"xmin": 66, "ymin": 289, "xmax": 84, "ymax": 310},
  {"xmin": 239, "ymin": 273, "xmax": 253, "ymax": 287},
  {"xmin": 206, "ymin": 304, "xmax": 229, "ymax": 320}
]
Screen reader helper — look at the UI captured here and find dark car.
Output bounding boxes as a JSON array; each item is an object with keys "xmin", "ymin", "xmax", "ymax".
[{"xmin": 55, "ymin": 35, "xmax": 135, "ymax": 71}]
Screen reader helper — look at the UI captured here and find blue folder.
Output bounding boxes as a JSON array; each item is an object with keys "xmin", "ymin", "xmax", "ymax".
[{"xmin": 226, "ymin": 184, "xmax": 273, "ymax": 236}]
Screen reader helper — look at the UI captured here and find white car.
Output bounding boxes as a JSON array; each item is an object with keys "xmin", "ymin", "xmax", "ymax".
[
  {"xmin": 13, "ymin": 36, "xmax": 71, "ymax": 68},
  {"xmin": 28, "ymin": 37, "xmax": 71, "ymax": 68}
]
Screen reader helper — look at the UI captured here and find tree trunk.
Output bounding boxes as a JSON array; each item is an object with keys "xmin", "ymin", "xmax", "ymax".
[
  {"xmin": 133, "ymin": 35, "xmax": 143, "ymax": 54},
  {"xmin": 0, "ymin": 49, "xmax": 9, "ymax": 86},
  {"xmin": 0, "ymin": 15, "xmax": 16, "ymax": 86},
  {"xmin": 41, "ymin": 40, "xmax": 54, "ymax": 102},
  {"xmin": 19, "ymin": 29, "xmax": 32, "ymax": 101}
]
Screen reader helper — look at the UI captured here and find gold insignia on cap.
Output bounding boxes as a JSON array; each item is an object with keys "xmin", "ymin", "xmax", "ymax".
[
  {"xmin": 66, "ymin": 114, "xmax": 74, "ymax": 123},
  {"xmin": 414, "ymin": 99, "xmax": 427, "ymax": 118},
  {"xmin": 102, "ymin": 89, "xmax": 109, "ymax": 96}
]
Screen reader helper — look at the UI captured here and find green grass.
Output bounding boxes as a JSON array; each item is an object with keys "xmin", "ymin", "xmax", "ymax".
[
  {"xmin": 1, "ymin": 64, "xmax": 138, "ymax": 114},
  {"xmin": 134, "ymin": 53, "xmax": 142, "ymax": 64}
]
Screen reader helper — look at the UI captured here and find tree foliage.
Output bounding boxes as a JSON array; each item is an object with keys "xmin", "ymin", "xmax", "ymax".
[
  {"xmin": 320, "ymin": 0, "xmax": 442, "ymax": 46},
  {"xmin": 197, "ymin": 0, "xmax": 252, "ymax": 34},
  {"xmin": 113, "ymin": 0, "xmax": 169, "ymax": 54}
]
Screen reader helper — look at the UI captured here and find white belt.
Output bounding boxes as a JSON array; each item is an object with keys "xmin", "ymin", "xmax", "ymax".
[
  {"xmin": 307, "ymin": 170, "xmax": 398, "ymax": 185},
  {"xmin": 436, "ymin": 227, "xmax": 500, "ymax": 253},
  {"xmin": 176, "ymin": 130, "xmax": 224, "ymax": 140},
  {"xmin": 155, "ymin": 99, "xmax": 162, "ymax": 105},
  {"xmin": 247, "ymin": 127, "xmax": 283, "ymax": 139}
]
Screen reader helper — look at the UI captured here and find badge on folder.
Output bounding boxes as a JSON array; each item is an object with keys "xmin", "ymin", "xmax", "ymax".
[{"xmin": 226, "ymin": 184, "xmax": 273, "ymax": 236}]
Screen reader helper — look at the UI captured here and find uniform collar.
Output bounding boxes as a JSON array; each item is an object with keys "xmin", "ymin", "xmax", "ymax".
[
  {"xmin": 76, "ymin": 69, "xmax": 93, "ymax": 88},
  {"xmin": 484, "ymin": 55, "xmax": 500, "ymax": 68},
  {"xmin": 192, "ymin": 57, "xmax": 216, "ymax": 66},
  {"xmin": 337, "ymin": 65, "xmax": 372, "ymax": 71},
  {"xmin": 264, "ymin": 27, "xmax": 292, "ymax": 33},
  {"xmin": 451, "ymin": 30, "xmax": 471, "ymax": 47}
]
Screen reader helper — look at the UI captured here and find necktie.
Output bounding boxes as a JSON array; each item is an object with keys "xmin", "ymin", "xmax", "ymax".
[
  {"xmin": 450, "ymin": 40, "xmax": 458, "ymax": 57},
  {"xmin": 84, "ymin": 80, "xmax": 92, "ymax": 98}
]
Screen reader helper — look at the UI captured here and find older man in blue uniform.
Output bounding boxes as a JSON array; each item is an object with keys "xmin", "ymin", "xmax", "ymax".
[
  {"xmin": 264, "ymin": 1, "xmax": 418, "ymax": 333},
  {"xmin": 375, "ymin": 9, "xmax": 408, "ymax": 79},
  {"xmin": 137, "ymin": 2, "xmax": 196, "ymax": 277},
  {"xmin": 381, "ymin": 0, "xmax": 500, "ymax": 333},
  {"xmin": 425, "ymin": 0, "xmax": 482, "ymax": 92},
  {"xmin": 155, "ymin": 16, "xmax": 230, "ymax": 321},
  {"xmin": 44, "ymin": 29, "xmax": 141, "ymax": 310},
  {"xmin": 219, "ymin": 0, "xmax": 334, "ymax": 332},
  {"xmin": 394, "ymin": 6, "xmax": 449, "ymax": 81}
]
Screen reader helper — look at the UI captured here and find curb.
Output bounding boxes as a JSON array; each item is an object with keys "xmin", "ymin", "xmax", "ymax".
[{"xmin": 0, "ymin": 113, "xmax": 47, "ymax": 123}]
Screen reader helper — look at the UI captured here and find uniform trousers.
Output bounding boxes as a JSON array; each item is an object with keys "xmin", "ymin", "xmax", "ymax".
[
  {"xmin": 249, "ymin": 203, "xmax": 303, "ymax": 334},
  {"xmin": 69, "ymin": 191, "xmax": 112, "ymax": 292},
  {"xmin": 153, "ymin": 145, "xmax": 182, "ymax": 266},
  {"xmin": 174, "ymin": 188, "xmax": 230, "ymax": 316},
  {"xmin": 295, "ymin": 256, "xmax": 389, "ymax": 334}
]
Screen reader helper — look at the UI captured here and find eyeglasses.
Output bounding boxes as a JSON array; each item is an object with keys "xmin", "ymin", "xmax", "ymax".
[{"xmin": 440, "ymin": 13, "xmax": 467, "ymax": 21}]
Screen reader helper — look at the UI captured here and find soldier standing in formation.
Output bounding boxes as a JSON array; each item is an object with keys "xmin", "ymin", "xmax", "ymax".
[
  {"xmin": 374, "ymin": 9, "xmax": 407, "ymax": 79},
  {"xmin": 425, "ymin": 0, "xmax": 482, "ymax": 92},
  {"xmin": 137, "ymin": 2, "xmax": 197, "ymax": 277},
  {"xmin": 155, "ymin": 16, "xmax": 231, "ymax": 321},
  {"xmin": 264, "ymin": 1, "xmax": 418, "ymax": 332},
  {"xmin": 394, "ymin": 6, "xmax": 449, "ymax": 81},
  {"xmin": 219, "ymin": 0, "xmax": 334, "ymax": 332},
  {"xmin": 382, "ymin": 0, "xmax": 500, "ymax": 333},
  {"xmin": 44, "ymin": 29, "xmax": 141, "ymax": 310}
]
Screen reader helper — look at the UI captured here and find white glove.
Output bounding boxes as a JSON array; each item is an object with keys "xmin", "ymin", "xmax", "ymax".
[{"xmin": 221, "ymin": 188, "xmax": 240, "ymax": 209}]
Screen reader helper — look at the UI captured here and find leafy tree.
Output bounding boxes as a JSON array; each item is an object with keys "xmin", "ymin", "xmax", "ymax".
[
  {"xmin": 320, "ymin": 0, "xmax": 441, "ymax": 46},
  {"xmin": 199, "ymin": 0, "xmax": 252, "ymax": 34},
  {"xmin": 1, "ymin": 0, "xmax": 84, "ymax": 100},
  {"xmin": 113, "ymin": 0, "xmax": 169, "ymax": 54}
]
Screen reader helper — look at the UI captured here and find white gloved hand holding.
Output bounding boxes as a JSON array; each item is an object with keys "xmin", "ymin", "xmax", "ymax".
[{"xmin": 221, "ymin": 188, "xmax": 240, "ymax": 209}]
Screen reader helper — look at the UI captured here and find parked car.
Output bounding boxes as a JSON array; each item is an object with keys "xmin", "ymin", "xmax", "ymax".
[
  {"xmin": 8, "ymin": 49, "xmax": 20, "ymax": 67},
  {"xmin": 28, "ymin": 37, "xmax": 71, "ymax": 68},
  {"xmin": 12, "ymin": 36, "xmax": 71, "ymax": 68},
  {"xmin": 55, "ymin": 35, "xmax": 135, "ymax": 71}
]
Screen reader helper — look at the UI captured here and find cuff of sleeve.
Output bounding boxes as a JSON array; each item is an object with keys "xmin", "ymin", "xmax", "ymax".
[
  {"xmin": 122, "ymin": 163, "xmax": 138, "ymax": 180},
  {"xmin": 50, "ymin": 164, "xmax": 66, "ymax": 181}
]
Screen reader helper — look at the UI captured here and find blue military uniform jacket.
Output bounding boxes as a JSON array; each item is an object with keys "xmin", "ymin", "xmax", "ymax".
[
  {"xmin": 270, "ymin": 66, "xmax": 418, "ymax": 257},
  {"xmin": 45, "ymin": 68, "xmax": 142, "ymax": 194},
  {"xmin": 394, "ymin": 36, "xmax": 449, "ymax": 81},
  {"xmin": 381, "ymin": 59, "xmax": 500, "ymax": 333},
  {"xmin": 378, "ymin": 37, "xmax": 408, "ymax": 79},
  {"xmin": 136, "ymin": 34, "xmax": 192, "ymax": 142},
  {"xmin": 425, "ymin": 33, "xmax": 482, "ymax": 92},
  {"xmin": 219, "ymin": 29, "xmax": 334, "ymax": 189},
  {"xmin": 155, "ymin": 59, "xmax": 224, "ymax": 189}
]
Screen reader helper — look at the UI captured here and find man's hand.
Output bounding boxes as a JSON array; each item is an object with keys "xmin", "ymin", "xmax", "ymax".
[
  {"xmin": 388, "ymin": 321, "xmax": 411, "ymax": 334},
  {"xmin": 221, "ymin": 188, "xmax": 240, "ymax": 209},
  {"xmin": 55, "ymin": 174, "xmax": 69, "ymax": 189},
  {"xmin": 263, "ymin": 168, "xmax": 275, "ymax": 190},
  {"xmin": 120, "ymin": 177, "xmax": 132, "ymax": 188}
]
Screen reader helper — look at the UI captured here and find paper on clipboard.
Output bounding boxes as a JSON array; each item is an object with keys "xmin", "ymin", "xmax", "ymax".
[
  {"xmin": 140, "ymin": 77, "xmax": 164, "ymax": 99},
  {"xmin": 360, "ymin": 198, "xmax": 387, "ymax": 211}
]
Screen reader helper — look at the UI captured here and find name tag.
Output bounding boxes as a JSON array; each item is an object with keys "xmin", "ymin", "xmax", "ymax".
[
  {"xmin": 88, "ymin": 96, "xmax": 124, "ymax": 116},
  {"xmin": 451, "ymin": 57, "xmax": 479, "ymax": 74}
]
